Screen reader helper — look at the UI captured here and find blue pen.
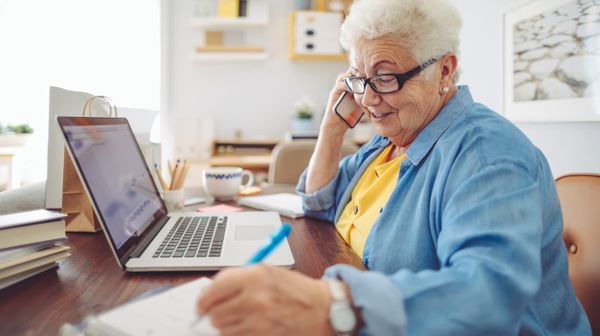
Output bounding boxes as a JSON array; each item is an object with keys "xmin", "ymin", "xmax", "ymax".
[
  {"xmin": 245, "ymin": 223, "xmax": 292, "ymax": 265},
  {"xmin": 191, "ymin": 223, "xmax": 293, "ymax": 328}
]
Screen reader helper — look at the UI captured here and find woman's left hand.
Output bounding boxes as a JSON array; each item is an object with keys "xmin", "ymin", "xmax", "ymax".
[{"xmin": 197, "ymin": 264, "xmax": 334, "ymax": 336}]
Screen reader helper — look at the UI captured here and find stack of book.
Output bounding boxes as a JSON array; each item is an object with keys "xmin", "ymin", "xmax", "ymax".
[{"xmin": 0, "ymin": 209, "xmax": 69, "ymax": 290}]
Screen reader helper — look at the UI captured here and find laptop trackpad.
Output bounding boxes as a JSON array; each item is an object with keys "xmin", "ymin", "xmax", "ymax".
[{"xmin": 234, "ymin": 225, "xmax": 275, "ymax": 241}]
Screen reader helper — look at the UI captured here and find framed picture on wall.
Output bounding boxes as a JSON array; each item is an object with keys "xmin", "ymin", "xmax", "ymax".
[{"xmin": 503, "ymin": 0, "xmax": 600, "ymax": 121}]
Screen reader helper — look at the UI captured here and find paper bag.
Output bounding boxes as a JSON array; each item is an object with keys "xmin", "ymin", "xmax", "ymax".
[
  {"xmin": 59, "ymin": 95, "xmax": 117, "ymax": 232},
  {"xmin": 46, "ymin": 87, "xmax": 93, "ymax": 210},
  {"xmin": 62, "ymin": 149, "xmax": 101, "ymax": 232}
]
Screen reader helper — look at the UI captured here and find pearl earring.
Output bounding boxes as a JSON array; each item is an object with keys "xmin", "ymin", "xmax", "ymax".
[{"xmin": 441, "ymin": 87, "xmax": 449, "ymax": 94}]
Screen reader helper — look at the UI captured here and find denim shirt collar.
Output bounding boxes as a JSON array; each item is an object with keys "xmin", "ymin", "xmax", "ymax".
[{"xmin": 405, "ymin": 85, "xmax": 473, "ymax": 166}]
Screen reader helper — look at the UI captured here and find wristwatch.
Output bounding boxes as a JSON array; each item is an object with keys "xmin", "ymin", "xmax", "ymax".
[{"xmin": 327, "ymin": 279, "xmax": 357, "ymax": 336}]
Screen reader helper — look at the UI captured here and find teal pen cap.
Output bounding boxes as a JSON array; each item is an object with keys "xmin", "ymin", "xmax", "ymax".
[{"xmin": 245, "ymin": 223, "xmax": 292, "ymax": 265}]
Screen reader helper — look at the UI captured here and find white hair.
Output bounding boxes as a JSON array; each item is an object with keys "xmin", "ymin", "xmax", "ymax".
[{"xmin": 340, "ymin": 0, "xmax": 462, "ymax": 81}]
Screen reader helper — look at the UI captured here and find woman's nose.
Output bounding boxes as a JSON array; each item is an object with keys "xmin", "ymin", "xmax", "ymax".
[{"xmin": 361, "ymin": 84, "xmax": 381, "ymax": 107}]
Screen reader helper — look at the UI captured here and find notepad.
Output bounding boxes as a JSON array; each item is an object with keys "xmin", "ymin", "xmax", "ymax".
[
  {"xmin": 238, "ymin": 193, "xmax": 305, "ymax": 219},
  {"xmin": 87, "ymin": 277, "xmax": 218, "ymax": 336}
]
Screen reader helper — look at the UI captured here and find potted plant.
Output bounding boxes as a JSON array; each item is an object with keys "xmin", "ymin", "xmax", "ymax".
[
  {"xmin": 292, "ymin": 97, "xmax": 316, "ymax": 135},
  {"xmin": 0, "ymin": 123, "xmax": 34, "ymax": 147}
]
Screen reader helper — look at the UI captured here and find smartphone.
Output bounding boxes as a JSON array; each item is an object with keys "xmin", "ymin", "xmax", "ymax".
[{"xmin": 333, "ymin": 91, "xmax": 364, "ymax": 128}]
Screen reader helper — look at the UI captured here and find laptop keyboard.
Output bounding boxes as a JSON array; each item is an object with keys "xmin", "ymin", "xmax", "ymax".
[{"xmin": 152, "ymin": 216, "xmax": 227, "ymax": 258}]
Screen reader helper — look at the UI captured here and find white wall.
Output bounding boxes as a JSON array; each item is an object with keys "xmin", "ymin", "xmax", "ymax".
[
  {"xmin": 163, "ymin": 0, "xmax": 347, "ymax": 160},
  {"xmin": 163, "ymin": 0, "xmax": 600, "ymax": 177},
  {"xmin": 453, "ymin": 0, "xmax": 600, "ymax": 177},
  {"xmin": 0, "ymin": 0, "xmax": 160, "ymax": 186}
]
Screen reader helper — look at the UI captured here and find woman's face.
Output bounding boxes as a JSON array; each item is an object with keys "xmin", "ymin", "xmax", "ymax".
[{"xmin": 350, "ymin": 37, "xmax": 442, "ymax": 144}]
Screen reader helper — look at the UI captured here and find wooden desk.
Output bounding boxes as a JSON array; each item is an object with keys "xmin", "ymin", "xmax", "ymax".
[{"xmin": 0, "ymin": 186, "xmax": 363, "ymax": 335}]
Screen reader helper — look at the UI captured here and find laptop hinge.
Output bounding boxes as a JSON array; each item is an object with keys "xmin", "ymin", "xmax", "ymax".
[{"xmin": 129, "ymin": 216, "xmax": 170, "ymax": 259}]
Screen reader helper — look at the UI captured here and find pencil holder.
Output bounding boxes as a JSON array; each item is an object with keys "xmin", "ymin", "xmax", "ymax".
[{"xmin": 162, "ymin": 189, "xmax": 184, "ymax": 212}]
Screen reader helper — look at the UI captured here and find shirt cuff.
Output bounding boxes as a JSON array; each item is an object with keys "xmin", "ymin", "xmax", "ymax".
[
  {"xmin": 324, "ymin": 264, "xmax": 406, "ymax": 336},
  {"xmin": 295, "ymin": 169, "xmax": 340, "ymax": 211}
]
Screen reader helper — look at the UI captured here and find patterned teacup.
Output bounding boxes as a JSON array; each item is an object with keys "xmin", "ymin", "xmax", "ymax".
[{"xmin": 202, "ymin": 167, "xmax": 254, "ymax": 201}]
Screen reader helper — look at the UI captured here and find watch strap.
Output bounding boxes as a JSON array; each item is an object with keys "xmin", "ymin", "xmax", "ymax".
[
  {"xmin": 328, "ymin": 279, "xmax": 348, "ymax": 302},
  {"xmin": 327, "ymin": 279, "xmax": 357, "ymax": 336}
]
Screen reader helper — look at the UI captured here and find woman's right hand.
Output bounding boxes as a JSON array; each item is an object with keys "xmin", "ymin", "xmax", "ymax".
[
  {"xmin": 305, "ymin": 71, "xmax": 356, "ymax": 193},
  {"xmin": 319, "ymin": 70, "xmax": 355, "ymax": 138}
]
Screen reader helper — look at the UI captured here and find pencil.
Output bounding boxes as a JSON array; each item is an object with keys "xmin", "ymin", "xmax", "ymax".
[
  {"xmin": 174, "ymin": 160, "xmax": 190, "ymax": 190},
  {"xmin": 169, "ymin": 160, "xmax": 182, "ymax": 190},
  {"xmin": 154, "ymin": 164, "xmax": 169, "ymax": 191},
  {"xmin": 167, "ymin": 160, "xmax": 175, "ymax": 178}
]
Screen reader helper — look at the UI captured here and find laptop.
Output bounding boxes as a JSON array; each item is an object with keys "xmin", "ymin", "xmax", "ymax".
[{"xmin": 56, "ymin": 116, "xmax": 295, "ymax": 271}]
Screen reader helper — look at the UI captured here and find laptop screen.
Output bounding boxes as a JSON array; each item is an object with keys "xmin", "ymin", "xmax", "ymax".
[{"xmin": 58, "ymin": 117, "xmax": 167, "ymax": 260}]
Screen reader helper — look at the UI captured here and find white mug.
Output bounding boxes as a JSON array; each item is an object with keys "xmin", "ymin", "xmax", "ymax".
[{"xmin": 202, "ymin": 167, "xmax": 254, "ymax": 201}]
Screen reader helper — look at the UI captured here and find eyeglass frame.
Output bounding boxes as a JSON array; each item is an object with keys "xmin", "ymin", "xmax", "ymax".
[{"xmin": 343, "ymin": 58, "xmax": 439, "ymax": 95}]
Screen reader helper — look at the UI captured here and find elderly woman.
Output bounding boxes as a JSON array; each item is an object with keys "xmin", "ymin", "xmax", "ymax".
[{"xmin": 197, "ymin": 0, "xmax": 591, "ymax": 335}]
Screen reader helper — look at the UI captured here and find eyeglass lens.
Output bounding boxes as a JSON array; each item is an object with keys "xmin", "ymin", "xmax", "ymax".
[
  {"xmin": 345, "ymin": 75, "xmax": 401, "ymax": 94},
  {"xmin": 344, "ymin": 58, "xmax": 437, "ymax": 94}
]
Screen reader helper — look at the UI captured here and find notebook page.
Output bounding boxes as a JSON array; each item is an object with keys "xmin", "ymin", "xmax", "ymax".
[
  {"xmin": 92, "ymin": 277, "xmax": 218, "ymax": 336},
  {"xmin": 239, "ymin": 193, "xmax": 305, "ymax": 218}
]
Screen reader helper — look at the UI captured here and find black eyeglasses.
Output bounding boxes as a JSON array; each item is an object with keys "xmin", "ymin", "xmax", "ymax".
[{"xmin": 344, "ymin": 58, "xmax": 438, "ymax": 94}]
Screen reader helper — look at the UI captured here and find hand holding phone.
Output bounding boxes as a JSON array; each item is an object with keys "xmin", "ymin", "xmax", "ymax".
[{"xmin": 333, "ymin": 91, "xmax": 364, "ymax": 128}]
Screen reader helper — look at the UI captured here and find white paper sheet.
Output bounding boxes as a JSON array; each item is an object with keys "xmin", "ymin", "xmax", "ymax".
[{"xmin": 90, "ymin": 277, "xmax": 218, "ymax": 336}]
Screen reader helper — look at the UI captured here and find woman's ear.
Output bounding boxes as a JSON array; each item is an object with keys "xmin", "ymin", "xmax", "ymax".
[{"xmin": 439, "ymin": 53, "xmax": 458, "ymax": 85}]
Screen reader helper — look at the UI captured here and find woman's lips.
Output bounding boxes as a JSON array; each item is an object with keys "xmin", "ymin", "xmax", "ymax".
[{"xmin": 370, "ymin": 111, "xmax": 393, "ymax": 120}]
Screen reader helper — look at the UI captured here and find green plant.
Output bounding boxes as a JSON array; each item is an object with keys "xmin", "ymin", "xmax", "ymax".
[
  {"xmin": 0, "ymin": 123, "xmax": 34, "ymax": 134},
  {"xmin": 293, "ymin": 97, "xmax": 314, "ymax": 120},
  {"xmin": 296, "ymin": 110, "xmax": 313, "ymax": 119}
]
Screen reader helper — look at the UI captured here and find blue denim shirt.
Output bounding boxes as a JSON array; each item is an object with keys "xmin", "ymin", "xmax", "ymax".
[{"xmin": 296, "ymin": 86, "xmax": 591, "ymax": 335}]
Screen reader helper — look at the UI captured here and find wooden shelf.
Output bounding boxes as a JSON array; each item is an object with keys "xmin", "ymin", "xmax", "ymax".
[
  {"xmin": 203, "ymin": 137, "xmax": 281, "ymax": 173},
  {"xmin": 190, "ymin": 52, "xmax": 268, "ymax": 62},
  {"xmin": 213, "ymin": 138, "xmax": 281, "ymax": 155},
  {"xmin": 215, "ymin": 138, "xmax": 281, "ymax": 145},
  {"xmin": 190, "ymin": 17, "xmax": 269, "ymax": 30},
  {"xmin": 289, "ymin": 53, "xmax": 347, "ymax": 61},
  {"xmin": 196, "ymin": 45, "xmax": 264, "ymax": 53},
  {"xmin": 190, "ymin": 1, "xmax": 270, "ymax": 62},
  {"xmin": 208, "ymin": 155, "xmax": 272, "ymax": 170}
]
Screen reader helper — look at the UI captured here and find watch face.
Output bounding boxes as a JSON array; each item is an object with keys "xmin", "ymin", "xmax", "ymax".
[{"xmin": 330, "ymin": 302, "xmax": 357, "ymax": 333}]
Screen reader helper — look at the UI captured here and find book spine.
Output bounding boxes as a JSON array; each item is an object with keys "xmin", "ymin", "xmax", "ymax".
[
  {"xmin": 0, "ymin": 237, "xmax": 67, "ymax": 253},
  {"xmin": 217, "ymin": 0, "xmax": 239, "ymax": 18},
  {"xmin": 238, "ymin": 0, "xmax": 247, "ymax": 17},
  {"xmin": 0, "ymin": 216, "xmax": 66, "ymax": 229}
]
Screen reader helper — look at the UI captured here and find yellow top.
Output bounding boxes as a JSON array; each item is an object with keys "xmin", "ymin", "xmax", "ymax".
[{"xmin": 336, "ymin": 144, "xmax": 406, "ymax": 258}]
